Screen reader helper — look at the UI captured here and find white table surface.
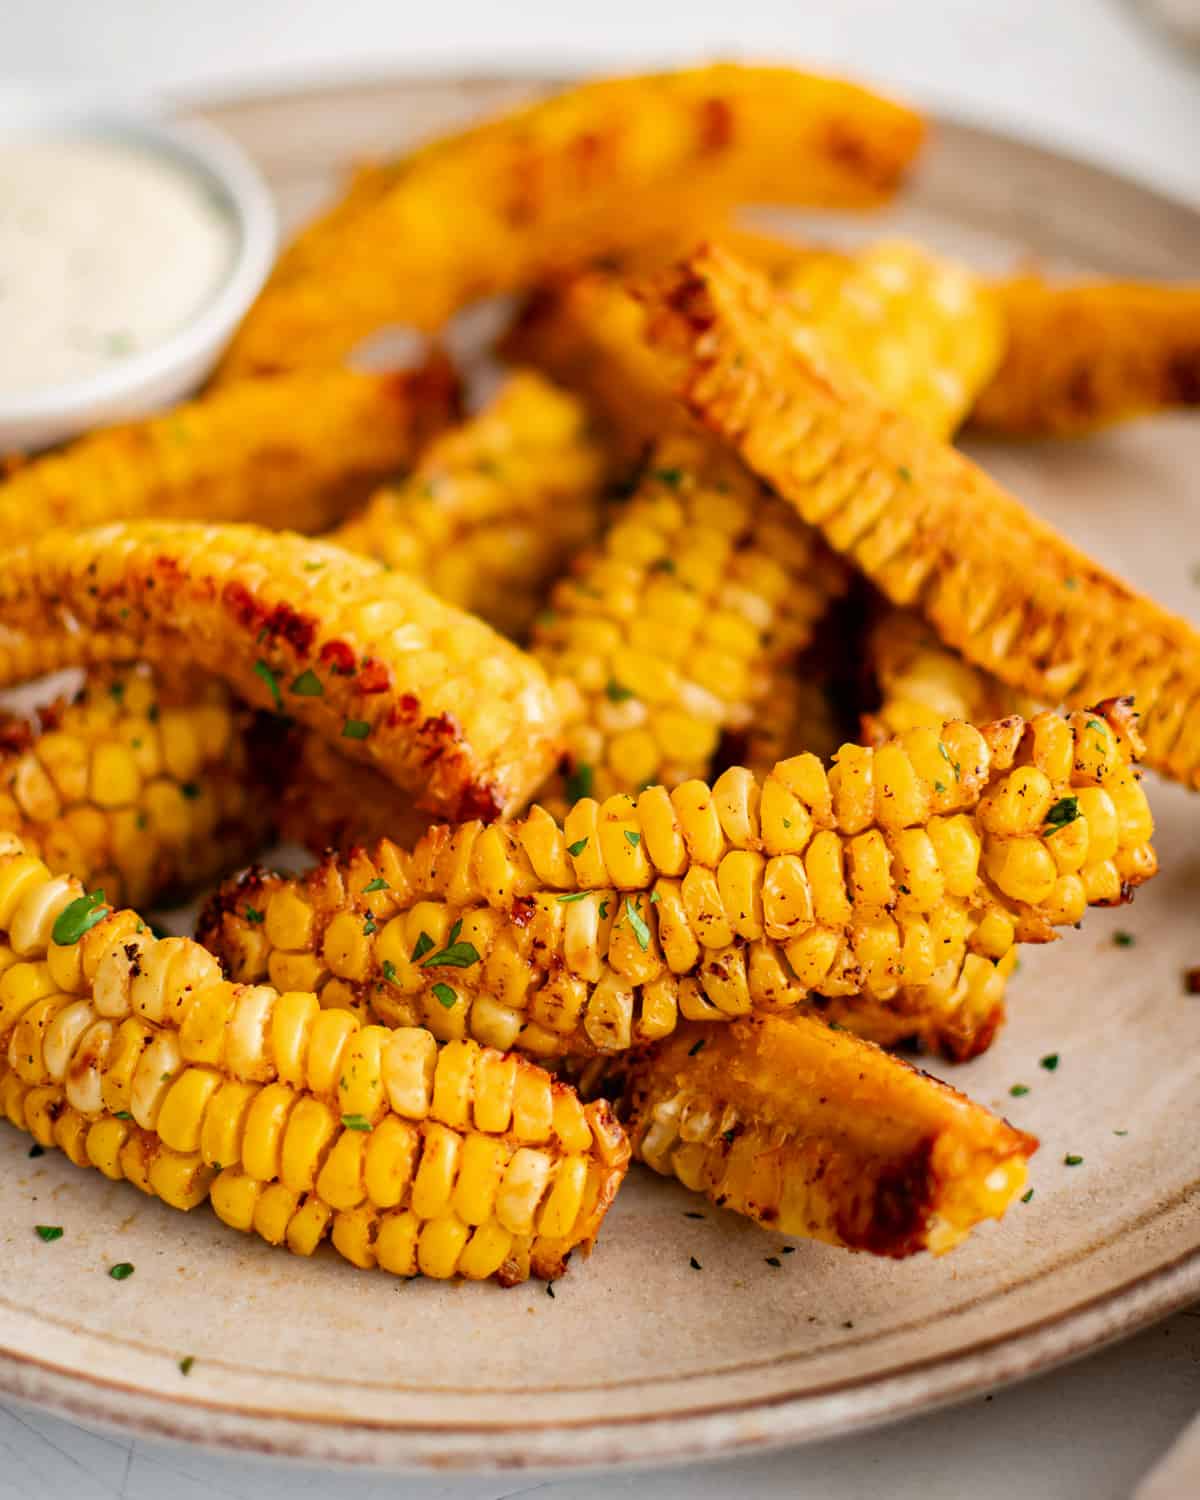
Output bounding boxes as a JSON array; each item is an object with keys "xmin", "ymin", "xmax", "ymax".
[{"xmin": 4, "ymin": 2, "xmax": 1200, "ymax": 1496}]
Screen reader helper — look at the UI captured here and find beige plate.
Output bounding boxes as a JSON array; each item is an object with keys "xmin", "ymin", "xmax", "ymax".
[{"xmin": 1, "ymin": 74, "xmax": 1199, "ymax": 1473}]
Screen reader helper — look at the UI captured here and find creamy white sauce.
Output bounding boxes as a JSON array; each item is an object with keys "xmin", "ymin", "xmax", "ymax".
[{"xmin": 0, "ymin": 136, "xmax": 236, "ymax": 396}]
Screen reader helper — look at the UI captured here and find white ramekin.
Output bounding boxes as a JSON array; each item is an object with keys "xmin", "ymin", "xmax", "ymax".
[{"xmin": 0, "ymin": 106, "xmax": 276, "ymax": 452}]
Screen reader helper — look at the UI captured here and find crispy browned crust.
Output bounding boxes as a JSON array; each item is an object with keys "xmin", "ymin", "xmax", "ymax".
[
  {"xmin": 0, "ymin": 522, "xmax": 563, "ymax": 821},
  {"xmin": 638, "ymin": 244, "xmax": 1200, "ymax": 789},
  {"xmin": 973, "ymin": 274, "xmax": 1200, "ymax": 435}
]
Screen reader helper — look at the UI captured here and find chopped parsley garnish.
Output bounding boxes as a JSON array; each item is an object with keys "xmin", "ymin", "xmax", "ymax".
[
  {"xmin": 421, "ymin": 920, "xmax": 480, "ymax": 968},
  {"xmin": 557, "ymin": 891, "xmax": 588, "ymax": 903},
  {"xmin": 244, "ymin": 905, "xmax": 264, "ymax": 924},
  {"xmin": 1044, "ymin": 796, "xmax": 1080, "ymax": 830},
  {"xmin": 179, "ymin": 1356, "xmax": 195, "ymax": 1375},
  {"xmin": 566, "ymin": 837, "xmax": 589, "ymax": 858},
  {"xmin": 289, "ymin": 669, "xmax": 324, "ymax": 697},
  {"xmin": 605, "ymin": 679, "xmax": 633, "ymax": 703},
  {"xmin": 937, "ymin": 741, "xmax": 960, "ymax": 779},
  {"xmin": 1064, "ymin": 576, "xmax": 1079, "ymax": 590},
  {"xmin": 303, "ymin": 561, "xmax": 325, "ymax": 572},
  {"xmin": 650, "ymin": 557, "xmax": 676, "ymax": 574},
  {"xmin": 625, "ymin": 898, "xmax": 650, "ymax": 952},
  {"xmin": 431, "ymin": 982, "xmax": 457, "ymax": 1009},
  {"xmin": 897, "ymin": 465, "xmax": 912, "ymax": 483},
  {"xmin": 362, "ymin": 914, "xmax": 377, "ymax": 936},
  {"xmin": 1009, "ymin": 1084, "xmax": 1030, "ymax": 1097},
  {"xmin": 381, "ymin": 960, "xmax": 399, "ymax": 986},
  {"xmin": 934, "ymin": 780, "xmax": 947, "ymax": 794},
  {"xmin": 624, "ymin": 830, "xmax": 641, "ymax": 848},
  {"xmin": 109, "ymin": 1262, "xmax": 135, "ymax": 1280},
  {"xmin": 342, "ymin": 1114, "xmax": 372, "ymax": 1132},
  {"xmin": 52, "ymin": 889, "xmax": 110, "ymax": 946},
  {"xmin": 565, "ymin": 763, "xmax": 593, "ymax": 803},
  {"xmin": 342, "ymin": 718, "xmax": 371, "ymax": 740},
  {"xmin": 689, "ymin": 1256, "xmax": 702, "ymax": 1271},
  {"xmin": 898, "ymin": 884, "xmax": 910, "ymax": 895},
  {"xmin": 653, "ymin": 467, "xmax": 684, "ymax": 488},
  {"xmin": 113, "ymin": 1111, "xmax": 132, "ymax": 1120},
  {"xmin": 109, "ymin": 681, "xmax": 125, "ymax": 702},
  {"xmin": 1113, "ymin": 931, "xmax": 1135, "ymax": 948},
  {"xmin": 1040, "ymin": 1053, "xmax": 1060, "ymax": 1072},
  {"xmin": 34, "ymin": 1225, "xmax": 63, "ymax": 1242},
  {"xmin": 1114, "ymin": 1129, "xmax": 1129, "ymax": 1137},
  {"xmin": 1021, "ymin": 1189, "xmax": 1034, "ymax": 1203},
  {"xmin": 180, "ymin": 782, "xmax": 201, "ymax": 801},
  {"xmin": 363, "ymin": 877, "xmax": 389, "ymax": 894},
  {"xmin": 598, "ymin": 900, "xmax": 609, "ymax": 920},
  {"xmin": 411, "ymin": 932, "xmax": 435, "ymax": 962},
  {"xmin": 1064, "ymin": 1153, "xmax": 1084, "ymax": 1167},
  {"xmin": 253, "ymin": 659, "xmax": 282, "ymax": 710}
]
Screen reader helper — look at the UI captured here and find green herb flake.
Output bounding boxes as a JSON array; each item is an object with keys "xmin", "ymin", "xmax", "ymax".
[
  {"xmin": 381, "ymin": 960, "xmax": 399, "ymax": 986},
  {"xmin": 1064, "ymin": 576, "xmax": 1079, "ymax": 591},
  {"xmin": 113, "ymin": 1111, "xmax": 132, "ymax": 1120},
  {"xmin": 1114, "ymin": 1129, "xmax": 1129, "ymax": 1136},
  {"xmin": 179, "ymin": 1356, "xmax": 195, "ymax": 1375},
  {"xmin": 898, "ymin": 883, "xmax": 910, "ymax": 895},
  {"xmin": 934, "ymin": 780, "xmax": 947, "ymax": 794},
  {"xmin": 109, "ymin": 1262, "xmax": 135, "ymax": 1281},
  {"xmin": 1009, "ymin": 1084, "xmax": 1030, "ymax": 1097},
  {"xmin": 177, "ymin": 782, "xmax": 201, "ymax": 802},
  {"xmin": 565, "ymin": 763, "xmax": 593, "ymax": 803},
  {"xmin": 625, "ymin": 897, "xmax": 651, "ymax": 952},
  {"xmin": 598, "ymin": 900, "xmax": 609, "ymax": 920},
  {"xmin": 1021, "ymin": 1189, "xmax": 1034, "ymax": 1203},
  {"xmin": 253, "ymin": 659, "xmax": 282, "ymax": 710},
  {"xmin": 342, "ymin": 718, "xmax": 371, "ymax": 740},
  {"xmin": 653, "ymin": 467, "xmax": 684, "ymax": 488},
  {"xmin": 1044, "ymin": 796, "xmax": 1080, "ymax": 831},
  {"xmin": 624, "ymin": 830, "xmax": 641, "ymax": 848},
  {"xmin": 244, "ymin": 906, "xmax": 264, "ymax": 925},
  {"xmin": 52, "ymin": 889, "xmax": 111, "ymax": 947},
  {"xmin": 1064, "ymin": 1153, "xmax": 1084, "ymax": 1167},
  {"xmin": 109, "ymin": 680, "xmax": 126, "ymax": 702},
  {"xmin": 1040, "ymin": 1053, "xmax": 1060, "ymax": 1072},
  {"xmin": 363, "ymin": 877, "xmax": 389, "ymax": 894},
  {"xmin": 342, "ymin": 1114, "xmax": 372, "ymax": 1132},
  {"xmin": 432, "ymin": 982, "xmax": 457, "ymax": 1009},
  {"xmin": 605, "ymin": 679, "xmax": 634, "ymax": 703},
  {"xmin": 566, "ymin": 837, "xmax": 589, "ymax": 858},
  {"xmin": 689, "ymin": 1256, "xmax": 702, "ymax": 1271},
  {"xmin": 289, "ymin": 669, "xmax": 324, "ymax": 698},
  {"xmin": 557, "ymin": 891, "xmax": 588, "ymax": 903},
  {"xmin": 649, "ymin": 890, "xmax": 661, "ymax": 904},
  {"xmin": 35, "ymin": 1225, "xmax": 63, "ymax": 1243},
  {"xmin": 411, "ymin": 932, "xmax": 435, "ymax": 963},
  {"xmin": 362, "ymin": 914, "xmax": 377, "ymax": 937},
  {"xmin": 422, "ymin": 934, "xmax": 481, "ymax": 969},
  {"xmin": 897, "ymin": 465, "xmax": 913, "ymax": 483},
  {"xmin": 27, "ymin": 1144, "xmax": 44, "ymax": 1159},
  {"xmin": 1113, "ymin": 930, "xmax": 1135, "ymax": 948},
  {"xmin": 650, "ymin": 557, "xmax": 676, "ymax": 574},
  {"xmin": 303, "ymin": 561, "xmax": 325, "ymax": 572}
]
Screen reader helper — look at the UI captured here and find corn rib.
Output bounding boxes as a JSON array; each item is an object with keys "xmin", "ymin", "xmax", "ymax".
[
  {"xmin": 0, "ymin": 360, "xmax": 458, "ymax": 546},
  {"xmin": 199, "ymin": 704, "xmax": 1155, "ymax": 1062},
  {"xmin": 0, "ymin": 522, "xmax": 562, "ymax": 822},
  {"xmin": 0, "ymin": 835, "xmax": 629, "ymax": 1283},
  {"xmin": 218, "ymin": 65, "xmax": 923, "ymax": 378},
  {"xmin": 628, "ymin": 1014, "xmax": 1036, "ymax": 1255},
  {"xmin": 640, "ymin": 244, "xmax": 1200, "ymax": 790}
]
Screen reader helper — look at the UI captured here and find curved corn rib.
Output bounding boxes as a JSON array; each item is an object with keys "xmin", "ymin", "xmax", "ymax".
[
  {"xmin": 0, "ymin": 666, "xmax": 272, "ymax": 910},
  {"xmin": 0, "ymin": 360, "xmax": 458, "ymax": 546},
  {"xmin": 640, "ymin": 244, "xmax": 1200, "ymax": 790},
  {"xmin": 218, "ymin": 64, "xmax": 923, "ymax": 378},
  {"xmin": 332, "ymin": 372, "xmax": 610, "ymax": 641},
  {"xmin": 627, "ymin": 1014, "xmax": 1036, "ymax": 1255},
  {"xmin": 0, "ymin": 836, "xmax": 629, "ymax": 1283},
  {"xmin": 973, "ymin": 274, "xmax": 1200, "ymax": 436},
  {"xmin": 0, "ymin": 522, "xmax": 562, "ymax": 822},
  {"xmin": 199, "ymin": 704, "xmax": 1155, "ymax": 1062}
]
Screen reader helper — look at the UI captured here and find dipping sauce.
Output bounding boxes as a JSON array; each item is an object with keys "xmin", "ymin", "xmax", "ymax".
[{"xmin": 0, "ymin": 137, "xmax": 236, "ymax": 396}]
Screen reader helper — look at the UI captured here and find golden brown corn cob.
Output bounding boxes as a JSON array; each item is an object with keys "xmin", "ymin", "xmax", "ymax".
[
  {"xmin": 627, "ymin": 1013, "xmax": 1035, "ymax": 1254},
  {"xmin": 218, "ymin": 65, "xmax": 923, "ymax": 379},
  {"xmin": 861, "ymin": 607, "xmax": 1037, "ymax": 747},
  {"xmin": 972, "ymin": 274, "xmax": 1200, "ymax": 436},
  {"xmin": 641, "ymin": 244, "xmax": 1200, "ymax": 791},
  {"xmin": 0, "ymin": 835, "xmax": 629, "ymax": 1282},
  {"xmin": 0, "ymin": 522, "xmax": 562, "ymax": 822},
  {"xmin": 532, "ymin": 430, "xmax": 851, "ymax": 806},
  {"xmin": 200, "ymin": 704, "xmax": 1155, "ymax": 1062},
  {"xmin": 0, "ymin": 360, "xmax": 458, "ymax": 547},
  {"xmin": 503, "ymin": 239, "xmax": 1002, "ymax": 458},
  {"xmin": 0, "ymin": 666, "xmax": 272, "ymax": 910},
  {"xmin": 332, "ymin": 372, "xmax": 610, "ymax": 640}
]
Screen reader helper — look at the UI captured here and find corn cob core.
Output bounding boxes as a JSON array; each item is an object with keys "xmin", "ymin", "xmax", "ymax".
[
  {"xmin": 332, "ymin": 372, "xmax": 609, "ymax": 642},
  {"xmin": 0, "ymin": 666, "xmax": 271, "ymax": 910},
  {"xmin": 200, "ymin": 705, "xmax": 1155, "ymax": 1062},
  {"xmin": 641, "ymin": 244, "xmax": 1200, "ymax": 792},
  {"xmin": 532, "ymin": 430, "xmax": 850, "ymax": 807},
  {"xmin": 0, "ymin": 836, "xmax": 628, "ymax": 1283},
  {"xmin": 217, "ymin": 64, "xmax": 923, "ymax": 378},
  {"xmin": 0, "ymin": 521, "xmax": 563, "ymax": 822},
  {"xmin": 0, "ymin": 360, "xmax": 458, "ymax": 546},
  {"xmin": 628, "ymin": 1014, "xmax": 1035, "ymax": 1255}
]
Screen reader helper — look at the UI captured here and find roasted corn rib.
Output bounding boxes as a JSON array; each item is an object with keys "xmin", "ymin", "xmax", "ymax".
[
  {"xmin": 218, "ymin": 64, "xmax": 923, "ymax": 378},
  {"xmin": 0, "ymin": 522, "xmax": 563, "ymax": 822},
  {"xmin": 628, "ymin": 1014, "xmax": 1036, "ymax": 1254},
  {"xmin": 0, "ymin": 666, "xmax": 272, "ymax": 910},
  {"xmin": 641, "ymin": 244, "xmax": 1200, "ymax": 790},
  {"xmin": 200, "ymin": 704, "xmax": 1155, "ymax": 1062},
  {"xmin": 0, "ymin": 836, "xmax": 629, "ymax": 1283},
  {"xmin": 332, "ymin": 371, "xmax": 610, "ymax": 641},
  {"xmin": 0, "ymin": 360, "xmax": 458, "ymax": 546},
  {"xmin": 973, "ymin": 274, "xmax": 1200, "ymax": 436}
]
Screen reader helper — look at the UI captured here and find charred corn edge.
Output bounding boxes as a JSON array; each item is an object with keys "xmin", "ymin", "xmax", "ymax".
[
  {"xmin": 638, "ymin": 244, "xmax": 1200, "ymax": 789},
  {"xmin": 0, "ymin": 838, "xmax": 629, "ymax": 1283},
  {"xmin": 627, "ymin": 1014, "xmax": 1036, "ymax": 1255},
  {"xmin": 0, "ymin": 521, "xmax": 563, "ymax": 821},
  {"xmin": 199, "ymin": 704, "xmax": 1155, "ymax": 1059},
  {"xmin": 218, "ymin": 63, "xmax": 924, "ymax": 376}
]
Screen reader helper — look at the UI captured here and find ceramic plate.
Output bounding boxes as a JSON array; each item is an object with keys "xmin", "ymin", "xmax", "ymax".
[{"xmin": 1, "ymin": 75, "xmax": 1198, "ymax": 1472}]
